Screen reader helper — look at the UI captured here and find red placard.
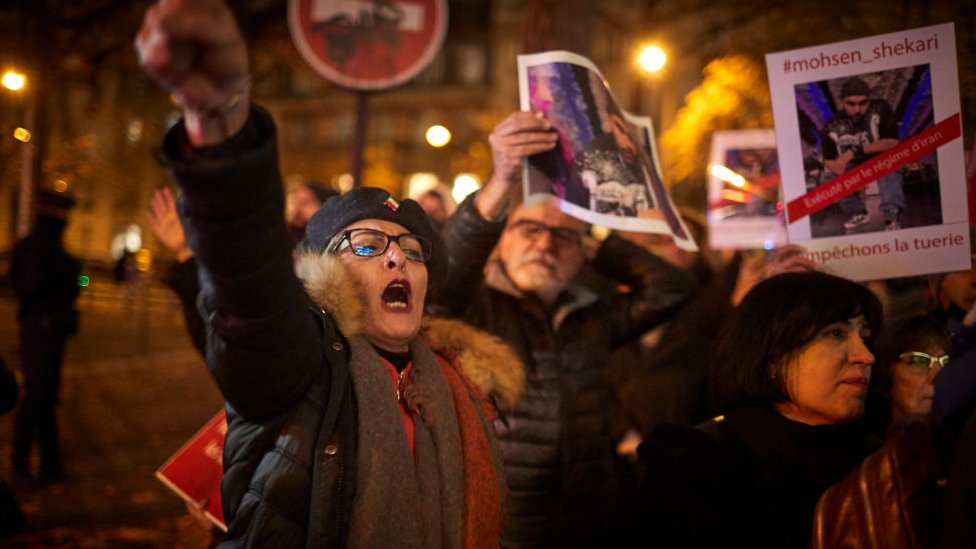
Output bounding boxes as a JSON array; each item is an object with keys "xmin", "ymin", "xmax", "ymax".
[
  {"xmin": 288, "ymin": 0, "xmax": 448, "ymax": 91},
  {"xmin": 156, "ymin": 410, "xmax": 227, "ymax": 531}
]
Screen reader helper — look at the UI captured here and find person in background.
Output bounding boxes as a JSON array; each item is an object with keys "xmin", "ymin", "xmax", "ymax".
[
  {"xmin": 148, "ymin": 181, "xmax": 338, "ymax": 356},
  {"xmin": 636, "ymin": 271, "xmax": 882, "ymax": 548},
  {"xmin": 865, "ymin": 314, "xmax": 948, "ymax": 436},
  {"xmin": 287, "ymin": 181, "xmax": 339, "ymax": 248},
  {"xmin": 607, "ymin": 210, "xmax": 723, "ymax": 461},
  {"xmin": 9, "ymin": 189, "xmax": 81, "ymax": 489},
  {"xmin": 135, "ymin": 1, "xmax": 520, "ymax": 545},
  {"xmin": 430, "ymin": 110, "xmax": 698, "ymax": 547},
  {"xmin": 926, "ymin": 244, "xmax": 976, "ymax": 434},
  {"xmin": 409, "ymin": 183, "xmax": 457, "ymax": 231}
]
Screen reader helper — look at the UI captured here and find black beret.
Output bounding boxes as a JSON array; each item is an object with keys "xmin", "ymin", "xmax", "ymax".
[
  {"xmin": 300, "ymin": 186, "xmax": 447, "ymax": 288},
  {"xmin": 840, "ymin": 77, "xmax": 870, "ymax": 99}
]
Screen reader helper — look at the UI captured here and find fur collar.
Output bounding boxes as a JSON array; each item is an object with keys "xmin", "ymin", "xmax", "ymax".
[{"xmin": 295, "ymin": 251, "xmax": 524, "ymax": 407}]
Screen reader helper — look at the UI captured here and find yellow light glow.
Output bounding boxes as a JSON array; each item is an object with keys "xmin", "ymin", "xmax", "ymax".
[
  {"xmin": 710, "ymin": 164, "xmax": 747, "ymax": 188},
  {"xmin": 335, "ymin": 173, "xmax": 355, "ymax": 193},
  {"xmin": 426, "ymin": 125, "xmax": 451, "ymax": 148},
  {"xmin": 721, "ymin": 189, "xmax": 750, "ymax": 204},
  {"xmin": 452, "ymin": 173, "xmax": 480, "ymax": 203},
  {"xmin": 1, "ymin": 70, "xmax": 25, "ymax": 91},
  {"xmin": 53, "ymin": 179, "xmax": 68, "ymax": 192},
  {"xmin": 135, "ymin": 249, "xmax": 153, "ymax": 272},
  {"xmin": 638, "ymin": 46, "xmax": 667, "ymax": 73},
  {"xmin": 13, "ymin": 127, "xmax": 31, "ymax": 142}
]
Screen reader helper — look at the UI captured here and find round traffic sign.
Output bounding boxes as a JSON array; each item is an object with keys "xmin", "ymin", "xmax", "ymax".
[{"xmin": 288, "ymin": 0, "xmax": 448, "ymax": 91}]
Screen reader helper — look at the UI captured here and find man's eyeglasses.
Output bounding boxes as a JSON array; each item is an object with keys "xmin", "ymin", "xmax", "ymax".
[
  {"xmin": 508, "ymin": 219, "xmax": 582, "ymax": 248},
  {"xmin": 899, "ymin": 351, "xmax": 949, "ymax": 370},
  {"xmin": 329, "ymin": 228, "xmax": 432, "ymax": 263}
]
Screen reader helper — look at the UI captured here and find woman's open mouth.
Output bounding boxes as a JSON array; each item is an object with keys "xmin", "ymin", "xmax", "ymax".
[{"xmin": 381, "ymin": 280, "xmax": 412, "ymax": 310}]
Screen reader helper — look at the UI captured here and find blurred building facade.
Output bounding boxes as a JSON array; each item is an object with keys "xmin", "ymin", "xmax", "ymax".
[
  {"xmin": 0, "ymin": 0, "xmax": 972, "ymax": 276},
  {"xmin": 0, "ymin": 0, "xmax": 654, "ymax": 274}
]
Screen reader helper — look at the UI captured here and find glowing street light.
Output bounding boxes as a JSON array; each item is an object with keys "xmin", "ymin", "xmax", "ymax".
[
  {"xmin": 2, "ymin": 70, "xmax": 26, "ymax": 91},
  {"xmin": 638, "ymin": 45, "xmax": 667, "ymax": 74},
  {"xmin": 709, "ymin": 164, "xmax": 747, "ymax": 188},
  {"xmin": 13, "ymin": 127, "xmax": 31, "ymax": 142},
  {"xmin": 426, "ymin": 125, "xmax": 451, "ymax": 148},
  {"xmin": 2, "ymin": 68, "xmax": 34, "ymax": 239}
]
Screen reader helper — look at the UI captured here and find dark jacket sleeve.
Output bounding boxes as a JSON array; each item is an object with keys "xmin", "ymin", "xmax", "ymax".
[
  {"xmin": 159, "ymin": 107, "xmax": 322, "ymax": 420},
  {"xmin": 933, "ymin": 319, "xmax": 976, "ymax": 434},
  {"xmin": 163, "ymin": 257, "xmax": 207, "ymax": 358},
  {"xmin": 427, "ymin": 193, "xmax": 506, "ymax": 317},
  {"xmin": 593, "ymin": 234, "xmax": 698, "ymax": 347}
]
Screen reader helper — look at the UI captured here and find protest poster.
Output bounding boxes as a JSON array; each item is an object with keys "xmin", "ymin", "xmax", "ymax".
[
  {"xmin": 517, "ymin": 51, "xmax": 696, "ymax": 251},
  {"xmin": 707, "ymin": 129, "xmax": 787, "ymax": 250},
  {"xmin": 156, "ymin": 410, "xmax": 227, "ymax": 531},
  {"xmin": 766, "ymin": 22, "xmax": 968, "ymax": 281}
]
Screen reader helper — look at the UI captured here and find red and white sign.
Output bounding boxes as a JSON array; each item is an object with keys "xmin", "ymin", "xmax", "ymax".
[
  {"xmin": 288, "ymin": 0, "xmax": 448, "ymax": 91},
  {"xmin": 156, "ymin": 410, "xmax": 227, "ymax": 531}
]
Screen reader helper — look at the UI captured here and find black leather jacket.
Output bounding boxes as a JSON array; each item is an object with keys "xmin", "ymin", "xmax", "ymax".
[
  {"xmin": 162, "ymin": 108, "xmax": 357, "ymax": 547},
  {"xmin": 431, "ymin": 196, "xmax": 697, "ymax": 548}
]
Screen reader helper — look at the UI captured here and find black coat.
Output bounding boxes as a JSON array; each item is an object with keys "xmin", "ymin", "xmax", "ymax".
[
  {"xmin": 10, "ymin": 215, "xmax": 80, "ymax": 332},
  {"xmin": 636, "ymin": 406, "xmax": 874, "ymax": 549},
  {"xmin": 162, "ymin": 109, "xmax": 357, "ymax": 547}
]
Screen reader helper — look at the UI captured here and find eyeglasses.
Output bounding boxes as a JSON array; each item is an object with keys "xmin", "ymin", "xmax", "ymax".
[
  {"xmin": 508, "ymin": 219, "xmax": 582, "ymax": 248},
  {"xmin": 899, "ymin": 351, "xmax": 949, "ymax": 370},
  {"xmin": 329, "ymin": 229, "xmax": 432, "ymax": 263}
]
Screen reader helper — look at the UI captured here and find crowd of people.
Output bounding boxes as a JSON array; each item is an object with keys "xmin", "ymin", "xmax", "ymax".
[
  {"xmin": 5, "ymin": 0, "xmax": 973, "ymax": 546},
  {"xmin": 130, "ymin": 1, "xmax": 975, "ymax": 547}
]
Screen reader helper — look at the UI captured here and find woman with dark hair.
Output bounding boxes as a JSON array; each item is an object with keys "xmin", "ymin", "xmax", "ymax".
[
  {"xmin": 865, "ymin": 314, "xmax": 948, "ymax": 434},
  {"xmin": 633, "ymin": 271, "xmax": 883, "ymax": 548}
]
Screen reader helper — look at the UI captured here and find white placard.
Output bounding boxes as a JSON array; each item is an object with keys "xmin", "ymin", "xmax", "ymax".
[
  {"xmin": 707, "ymin": 129, "xmax": 788, "ymax": 250},
  {"xmin": 766, "ymin": 23, "xmax": 968, "ymax": 280}
]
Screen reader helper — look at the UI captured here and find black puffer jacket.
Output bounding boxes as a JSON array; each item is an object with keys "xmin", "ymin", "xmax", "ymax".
[
  {"xmin": 163, "ymin": 109, "xmax": 358, "ymax": 547},
  {"xmin": 431, "ymin": 197, "xmax": 697, "ymax": 548}
]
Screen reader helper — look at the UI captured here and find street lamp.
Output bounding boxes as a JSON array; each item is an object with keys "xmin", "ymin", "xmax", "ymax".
[
  {"xmin": 638, "ymin": 46, "xmax": 667, "ymax": 74},
  {"xmin": 2, "ymin": 70, "xmax": 26, "ymax": 91},
  {"xmin": 633, "ymin": 44, "xmax": 668, "ymax": 134},
  {"xmin": 425, "ymin": 124, "xmax": 451, "ymax": 148},
  {"xmin": 2, "ymin": 68, "xmax": 34, "ymax": 239}
]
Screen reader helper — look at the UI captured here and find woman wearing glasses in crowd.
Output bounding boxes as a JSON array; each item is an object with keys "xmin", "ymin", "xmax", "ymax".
[
  {"xmin": 136, "ymin": 1, "xmax": 522, "ymax": 547},
  {"xmin": 865, "ymin": 314, "xmax": 949, "ymax": 435},
  {"xmin": 634, "ymin": 271, "xmax": 882, "ymax": 548}
]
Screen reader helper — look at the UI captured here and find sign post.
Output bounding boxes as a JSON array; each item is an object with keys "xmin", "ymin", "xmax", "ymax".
[{"xmin": 288, "ymin": 0, "xmax": 448, "ymax": 185}]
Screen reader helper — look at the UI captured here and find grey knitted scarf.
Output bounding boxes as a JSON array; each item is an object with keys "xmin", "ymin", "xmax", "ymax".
[{"xmin": 346, "ymin": 335, "xmax": 465, "ymax": 549}]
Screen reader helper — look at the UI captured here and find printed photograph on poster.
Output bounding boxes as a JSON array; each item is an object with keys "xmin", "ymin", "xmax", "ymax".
[
  {"xmin": 797, "ymin": 65, "xmax": 940, "ymax": 237},
  {"xmin": 517, "ymin": 51, "xmax": 695, "ymax": 251},
  {"xmin": 707, "ymin": 129, "xmax": 787, "ymax": 250},
  {"xmin": 766, "ymin": 23, "xmax": 968, "ymax": 281}
]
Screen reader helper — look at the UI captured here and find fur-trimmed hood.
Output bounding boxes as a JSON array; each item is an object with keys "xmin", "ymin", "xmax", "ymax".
[{"xmin": 295, "ymin": 250, "xmax": 524, "ymax": 407}]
